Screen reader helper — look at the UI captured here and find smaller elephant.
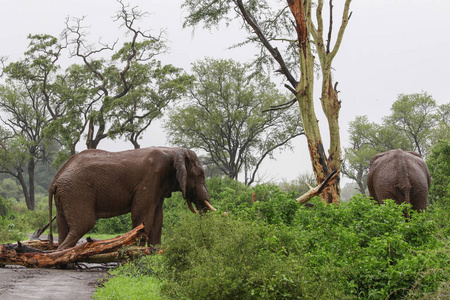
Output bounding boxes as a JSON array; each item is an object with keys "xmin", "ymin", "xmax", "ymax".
[{"xmin": 367, "ymin": 149, "xmax": 431, "ymax": 212}]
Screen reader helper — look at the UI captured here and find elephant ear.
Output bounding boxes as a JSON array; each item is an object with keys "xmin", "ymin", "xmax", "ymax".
[{"xmin": 174, "ymin": 150, "xmax": 188, "ymax": 198}]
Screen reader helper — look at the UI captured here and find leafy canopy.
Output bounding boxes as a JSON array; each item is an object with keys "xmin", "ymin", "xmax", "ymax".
[{"xmin": 164, "ymin": 58, "xmax": 303, "ymax": 185}]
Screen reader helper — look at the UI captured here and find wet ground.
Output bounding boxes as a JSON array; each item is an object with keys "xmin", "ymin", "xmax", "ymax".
[{"xmin": 0, "ymin": 264, "xmax": 109, "ymax": 299}]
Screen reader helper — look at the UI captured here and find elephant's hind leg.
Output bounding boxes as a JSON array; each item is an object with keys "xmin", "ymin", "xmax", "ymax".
[
  {"xmin": 56, "ymin": 214, "xmax": 96, "ymax": 250},
  {"xmin": 56, "ymin": 211, "xmax": 69, "ymax": 247}
]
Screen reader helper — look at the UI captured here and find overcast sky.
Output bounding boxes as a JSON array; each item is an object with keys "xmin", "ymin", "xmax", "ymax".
[{"xmin": 1, "ymin": 1, "xmax": 449, "ymax": 184}]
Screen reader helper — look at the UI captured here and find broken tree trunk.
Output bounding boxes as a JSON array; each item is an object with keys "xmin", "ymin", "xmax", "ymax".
[
  {"xmin": 31, "ymin": 216, "xmax": 56, "ymax": 239},
  {"xmin": 297, "ymin": 170, "xmax": 340, "ymax": 205},
  {"xmin": 0, "ymin": 223, "xmax": 148, "ymax": 268},
  {"xmin": 19, "ymin": 239, "xmax": 58, "ymax": 251},
  {"xmin": 83, "ymin": 247, "xmax": 155, "ymax": 264}
]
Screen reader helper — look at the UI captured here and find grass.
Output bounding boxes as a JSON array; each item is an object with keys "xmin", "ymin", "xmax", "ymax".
[{"xmin": 93, "ymin": 274, "xmax": 164, "ymax": 300}]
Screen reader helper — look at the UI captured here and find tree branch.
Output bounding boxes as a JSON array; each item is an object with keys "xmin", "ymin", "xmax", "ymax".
[{"xmin": 235, "ymin": 0, "xmax": 298, "ymax": 88}]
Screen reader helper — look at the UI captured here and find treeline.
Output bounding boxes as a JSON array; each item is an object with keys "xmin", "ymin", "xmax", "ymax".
[{"xmin": 0, "ymin": 5, "xmax": 301, "ymax": 210}]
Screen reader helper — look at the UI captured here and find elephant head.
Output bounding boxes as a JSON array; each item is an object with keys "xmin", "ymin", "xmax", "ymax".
[{"xmin": 174, "ymin": 149, "xmax": 216, "ymax": 213}]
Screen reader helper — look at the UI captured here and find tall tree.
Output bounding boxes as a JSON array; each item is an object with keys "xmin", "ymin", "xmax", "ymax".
[
  {"xmin": 164, "ymin": 58, "xmax": 304, "ymax": 185},
  {"xmin": 431, "ymin": 103, "xmax": 450, "ymax": 143},
  {"xmin": 384, "ymin": 92, "xmax": 437, "ymax": 157},
  {"xmin": 0, "ymin": 35, "xmax": 63, "ymax": 210},
  {"xmin": 182, "ymin": 0, "xmax": 353, "ymax": 203},
  {"xmin": 63, "ymin": 1, "xmax": 190, "ymax": 149},
  {"xmin": 341, "ymin": 117, "xmax": 377, "ymax": 194}
]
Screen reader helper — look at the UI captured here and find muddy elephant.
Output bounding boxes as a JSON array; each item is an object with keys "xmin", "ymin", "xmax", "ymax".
[
  {"xmin": 367, "ymin": 149, "xmax": 431, "ymax": 212},
  {"xmin": 48, "ymin": 147, "xmax": 216, "ymax": 250}
]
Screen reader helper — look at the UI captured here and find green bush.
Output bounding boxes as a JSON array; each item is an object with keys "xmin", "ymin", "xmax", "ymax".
[
  {"xmin": 91, "ymin": 213, "xmax": 133, "ymax": 235},
  {"xmin": 154, "ymin": 195, "xmax": 448, "ymax": 299},
  {"xmin": 94, "ymin": 179, "xmax": 449, "ymax": 299},
  {"xmin": 293, "ymin": 196, "xmax": 448, "ymax": 299},
  {"xmin": 159, "ymin": 214, "xmax": 348, "ymax": 299},
  {"xmin": 0, "ymin": 196, "xmax": 27, "ymax": 243},
  {"xmin": 0, "ymin": 195, "xmax": 13, "ymax": 217},
  {"xmin": 427, "ymin": 140, "xmax": 450, "ymax": 205}
]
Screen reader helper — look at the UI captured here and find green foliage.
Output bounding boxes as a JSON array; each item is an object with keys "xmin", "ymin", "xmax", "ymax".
[
  {"xmin": 159, "ymin": 214, "xmax": 348, "ymax": 300},
  {"xmin": 239, "ymin": 184, "xmax": 299, "ymax": 225},
  {"xmin": 91, "ymin": 213, "xmax": 133, "ymax": 235},
  {"xmin": 0, "ymin": 195, "xmax": 13, "ymax": 217},
  {"xmin": 93, "ymin": 254, "xmax": 167, "ymax": 299},
  {"xmin": 0, "ymin": 196, "xmax": 27, "ymax": 243},
  {"xmin": 150, "ymin": 196, "xmax": 448, "ymax": 300},
  {"xmin": 384, "ymin": 92, "xmax": 437, "ymax": 157},
  {"xmin": 206, "ymin": 178, "xmax": 300, "ymax": 226},
  {"xmin": 98, "ymin": 184, "xmax": 448, "ymax": 299},
  {"xmin": 427, "ymin": 140, "xmax": 450, "ymax": 205},
  {"xmin": 295, "ymin": 197, "xmax": 448, "ymax": 299},
  {"xmin": 164, "ymin": 58, "xmax": 303, "ymax": 185}
]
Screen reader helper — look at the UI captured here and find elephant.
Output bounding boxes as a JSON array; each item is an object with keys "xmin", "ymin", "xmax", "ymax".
[
  {"xmin": 367, "ymin": 149, "xmax": 431, "ymax": 212},
  {"xmin": 48, "ymin": 147, "xmax": 216, "ymax": 250}
]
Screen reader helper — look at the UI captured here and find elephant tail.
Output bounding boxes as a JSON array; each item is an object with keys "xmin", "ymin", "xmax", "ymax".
[{"xmin": 48, "ymin": 186, "xmax": 55, "ymax": 247}]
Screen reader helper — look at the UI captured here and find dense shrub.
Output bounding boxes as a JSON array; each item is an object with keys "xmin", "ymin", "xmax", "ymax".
[
  {"xmin": 89, "ymin": 178, "xmax": 449, "ymax": 299},
  {"xmin": 427, "ymin": 140, "xmax": 450, "ymax": 205},
  {"xmin": 146, "ymin": 195, "xmax": 449, "ymax": 300},
  {"xmin": 0, "ymin": 196, "xmax": 27, "ymax": 243},
  {"xmin": 91, "ymin": 213, "xmax": 133, "ymax": 234},
  {"xmin": 293, "ymin": 196, "xmax": 448, "ymax": 299},
  {"xmin": 158, "ymin": 214, "xmax": 348, "ymax": 299},
  {"xmin": 0, "ymin": 195, "xmax": 13, "ymax": 217}
]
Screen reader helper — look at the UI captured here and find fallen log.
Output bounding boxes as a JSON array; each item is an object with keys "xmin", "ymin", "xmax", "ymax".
[
  {"xmin": 18, "ymin": 239, "xmax": 58, "ymax": 251},
  {"xmin": 0, "ymin": 223, "xmax": 147, "ymax": 268},
  {"xmin": 83, "ymin": 247, "xmax": 155, "ymax": 264},
  {"xmin": 297, "ymin": 170, "xmax": 339, "ymax": 205}
]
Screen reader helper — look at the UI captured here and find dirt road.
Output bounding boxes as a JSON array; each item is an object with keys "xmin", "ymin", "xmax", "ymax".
[{"xmin": 0, "ymin": 266, "xmax": 107, "ymax": 300}]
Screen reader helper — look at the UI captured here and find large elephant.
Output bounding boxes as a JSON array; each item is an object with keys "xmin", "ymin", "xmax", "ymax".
[
  {"xmin": 48, "ymin": 147, "xmax": 215, "ymax": 250},
  {"xmin": 367, "ymin": 149, "xmax": 431, "ymax": 212}
]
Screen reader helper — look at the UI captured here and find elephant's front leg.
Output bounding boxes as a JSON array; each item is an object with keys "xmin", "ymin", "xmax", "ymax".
[
  {"xmin": 131, "ymin": 197, "xmax": 163, "ymax": 247},
  {"xmin": 149, "ymin": 202, "xmax": 164, "ymax": 246}
]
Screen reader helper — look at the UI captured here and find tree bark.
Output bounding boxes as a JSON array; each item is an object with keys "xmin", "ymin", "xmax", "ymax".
[
  {"xmin": 27, "ymin": 158, "xmax": 36, "ymax": 210},
  {"xmin": 0, "ymin": 224, "xmax": 149, "ymax": 268},
  {"xmin": 297, "ymin": 170, "xmax": 339, "ymax": 205},
  {"xmin": 17, "ymin": 171, "xmax": 34, "ymax": 211},
  {"xmin": 286, "ymin": 0, "xmax": 351, "ymax": 204}
]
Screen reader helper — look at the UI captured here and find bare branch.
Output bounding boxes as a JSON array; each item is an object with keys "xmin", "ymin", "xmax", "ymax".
[
  {"xmin": 329, "ymin": 0, "xmax": 352, "ymax": 62},
  {"xmin": 326, "ymin": 0, "xmax": 334, "ymax": 54},
  {"xmin": 235, "ymin": 0, "xmax": 298, "ymax": 88}
]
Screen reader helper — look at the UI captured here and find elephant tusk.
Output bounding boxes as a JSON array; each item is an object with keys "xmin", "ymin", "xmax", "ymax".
[
  {"xmin": 204, "ymin": 200, "xmax": 217, "ymax": 211},
  {"xmin": 187, "ymin": 200, "xmax": 198, "ymax": 214}
]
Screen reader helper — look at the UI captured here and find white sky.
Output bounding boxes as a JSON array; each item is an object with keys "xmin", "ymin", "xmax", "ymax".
[{"xmin": 1, "ymin": 0, "xmax": 449, "ymax": 185}]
